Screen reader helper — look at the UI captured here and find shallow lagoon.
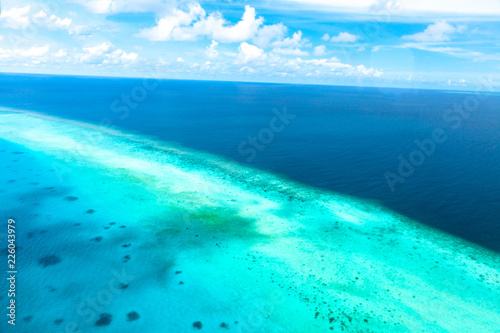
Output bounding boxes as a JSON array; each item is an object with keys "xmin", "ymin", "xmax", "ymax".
[{"xmin": 0, "ymin": 108, "xmax": 499, "ymax": 332}]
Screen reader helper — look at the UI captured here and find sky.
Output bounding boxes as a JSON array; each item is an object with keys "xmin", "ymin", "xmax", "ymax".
[{"xmin": 0, "ymin": 0, "xmax": 499, "ymax": 90}]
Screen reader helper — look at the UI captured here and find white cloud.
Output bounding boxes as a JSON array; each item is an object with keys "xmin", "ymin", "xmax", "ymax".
[
  {"xmin": 0, "ymin": 6, "xmax": 73, "ymax": 31},
  {"xmin": 400, "ymin": 43, "xmax": 463, "ymax": 53},
  {"xmin": 177, "ymin": 57, "xmax": 185, "ymax": 62},
  {"xmin": 0, "ymin": 45, "xmax": 50, "ymax": 60},
  {"xmin": 272, "ymin": 47, "xmax": 309, "ymax": 56},
  {"xmin": 399, "ymin": 42, "xmax": 500, "ymax": 62},
  {"xmin": 314, "ymin": 45, "xmax": 326, "ymax": 56},
  {"xmin": 20, "ymin": 45, "xmax": 50, "ymax": 57},
  {"xmin": 78, "ymin": 42, "xmax": 112, "ymax": 63},
  {"xmin": 68, "ymin": 24, "xmax": 118, "ymax": 37},
  {"xmin": 69, "ymin": 25, "xmax": 88, "ymax": 36},
  {"xmin": 205, "ymin": 40, "xmax": 219, "ymax": 59},
  {"xmin": 330, "ymin": 32, "xmax": 360, "ymax": 43},
  {"xmin": 281, "ymin": 0, "xmax": 500, "ymax": 16},
  {"xmin": 103, "ymin": 49, "xmax": 138, "ymax": 65},
  {"xmin": 355, "ymin": 64, "xmax": 383, "ymax": 77},
  {"xmin": 240, "ymin": 66, "xmax": 255, "ymax": 73},
  {"xmin": 208, "ymin": 6, "xmax": 263, "ymax": 43},
  {"xmin": 45, "ymin": 14, "xmax": 72, "ymax": 30},
  {"xmin": 79, "ymin": 0, "xmax": 500, "ymax": 18},
  {"xmin": 272, "ymin": 31, "xmax": 309, "ymax": 48},
  {"xmin": 135, "ymin": 3, "xmax": 204, "ymax": 41},
  {"xmin": 136, "ymin": 5, "xmax": 263, "ymax": 43},
  {"xmin": 270, "ymin": 31, "xmax": 310, "ymax": 56},
  {"xmin": 321, "ymin": 33, "xmax": 330, "ymax": 41},
  {"xmin": 147, "ymin": 43, "xmax": 385, "ymax": 82},
  {"xmin": 292, "ymin": 57, "xmax": 347, "ymax": 69},
  {"xmin": 0, "ymin": 6, "xmax": 31, "ymax": 29},
  {"xmin": 402, "ymin": 21, "xmax": 467, "ymax": 42},
  {"xmin": 232, "ymin": 51, "xmax": 383, "ymax": 79},
  {"xmin": 0, "ymin": 36, "xmax": 3, "ymax": 41},
  {"xmin": 32, "ymin": 11, "xmax": 45, "ymax": 21},
  {"xmin": 253, "ymin": 23, "xmax": 287, "ymax": 48},
  {"xmin": 33, "ymin": 10, "xmax": 72, "ymax": 30},
  {"xmin": 75, "ymin": 42, "xmax": 137, "ymax": 65},
  {"xmin": 285, "ymin": 57, "xmax": 383, "ymax": 78},
  {"xmin": 54, "ymin": 49, "xmax": 68, "ymax": 57},
  {"xmin": 236, "ymin": 42, "xmax": 266, "ymax": 63},
  {"xmin": 70, "ymin": 0, "xmax": 172, "ymax": 15}
]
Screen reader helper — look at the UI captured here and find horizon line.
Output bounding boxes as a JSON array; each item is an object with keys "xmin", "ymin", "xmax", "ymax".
[{"xmin": 0, "ymin": 70, "xmax": 493, "ymax": 95}]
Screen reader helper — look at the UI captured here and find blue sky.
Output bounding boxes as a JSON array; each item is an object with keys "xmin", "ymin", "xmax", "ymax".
[{"xmin": 0, "ymin": 0, "xmax": 499, "ymax": 90}]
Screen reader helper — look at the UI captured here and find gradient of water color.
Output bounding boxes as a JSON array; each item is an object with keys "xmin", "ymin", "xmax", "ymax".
[
  {"xmin": 0, "ymin": 107, "xmax": 499, "ymax": 333},
  {"xmin": 1, "ymin": 74, "xmax": 499, "ymax": 252}
]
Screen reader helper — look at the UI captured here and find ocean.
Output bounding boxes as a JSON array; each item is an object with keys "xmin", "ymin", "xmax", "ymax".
[
  {"xmin": 1, "ymin": 73, "xmax": 499, "ymax": 251},
  {"xmin": 0, "ymin": 73, "xmax": 499, "ymax": 332}
]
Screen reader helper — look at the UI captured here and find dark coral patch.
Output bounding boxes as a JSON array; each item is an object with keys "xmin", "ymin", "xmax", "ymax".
[
  {"xmin": 64, "ymin": 196, "xmax": 78, "ymax": 201},
  {"xmin": 39, "ymin": 255, "xmax": 62, "ymax": 267},
  {"xmin": 95, "ymin": 313, "xmax": 112, "ymax": 327},
  {"xmin": 193, "ymin": 321, "xmax": 202, "ymax": 329},
  {"xmin": 86, "ymin": 209, "xmax": 95, "ymax": 214},
  {"xmin": 91, "ymin": 236, "xmax": 103, "ymax": 242},
  {"xmin": 54, "ymin": 319, "xmax": 64, "ymax": 325},
  {"xmin": 126, "ymin": 311, "xmax": 140, "ymax": 322}
]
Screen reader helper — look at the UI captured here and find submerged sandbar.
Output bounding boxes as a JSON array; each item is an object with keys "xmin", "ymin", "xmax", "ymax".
[{"xmin": 0, "ymin": 108, "xmax": 499, "ymax": 332}]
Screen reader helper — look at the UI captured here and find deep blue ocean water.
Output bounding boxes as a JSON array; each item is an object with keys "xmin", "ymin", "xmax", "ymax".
[{"xmin": 1, "ymin": 73, "xmax": 499, "ymax": 252}]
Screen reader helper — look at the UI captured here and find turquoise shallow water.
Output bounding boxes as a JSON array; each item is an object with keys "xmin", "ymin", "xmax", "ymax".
[{"xmin": 0, "ymin": 108, "xmax": 499, "ymax": 332}]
